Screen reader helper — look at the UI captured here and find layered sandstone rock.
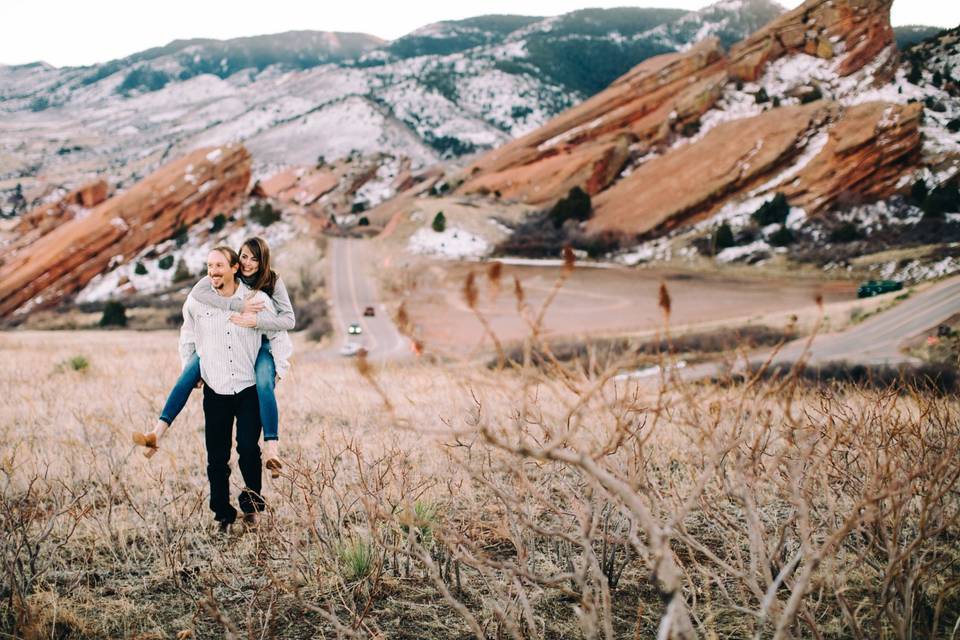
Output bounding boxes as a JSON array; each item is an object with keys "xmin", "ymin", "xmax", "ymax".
[
  {"xmin": 0, "ymin": 144, "xmax": 251, "ymax": 316},
  {"xmin": 253, "ymin": 167, "xmax": 338, "ymax": 205},
  {"xmin": 455, "ymin": 0, "xmax": 914, "ymax": 241},
  {"xmin": 729, "ymin": 0, "xmax": 895, "ymax": 80},
  {"xmin": 588, "ymin": 100, "xmax": 921, "ymax": 236},
  {"xmin": 8, "ymin": 180, "xmax": 109, "ymax": 253},
  {"xmin": 457, "ymin": 38, "xmax": 726, "ymax": 204}
]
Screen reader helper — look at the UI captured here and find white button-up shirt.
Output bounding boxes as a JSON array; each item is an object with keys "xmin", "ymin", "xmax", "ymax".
[{"xmin": 178, "ymin": 281, "xmax": 292, "ymax": 395}]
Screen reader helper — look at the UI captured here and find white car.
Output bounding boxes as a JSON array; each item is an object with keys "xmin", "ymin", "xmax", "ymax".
[{"xmin": 339, "ymin": 342, "xmax": 362, "ymax": 357}]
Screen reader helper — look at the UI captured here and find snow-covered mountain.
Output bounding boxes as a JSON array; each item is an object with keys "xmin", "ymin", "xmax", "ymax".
[{"xmin": 0, "ymin": 1, "xmax": 785, "ymax": 211}]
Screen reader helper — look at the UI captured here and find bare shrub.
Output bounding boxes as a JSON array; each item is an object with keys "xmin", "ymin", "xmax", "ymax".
[{"xmin": 2, "ymin": 269, "xmax": 959, "ymax": 639}]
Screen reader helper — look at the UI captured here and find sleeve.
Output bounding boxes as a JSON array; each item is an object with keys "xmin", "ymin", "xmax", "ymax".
[
  {"xmin": 255, "ymin": 293, "xmax": 293, "ymax": 379},
  {"xmin": 255, "ymin": 276, "xmax": 296, "ymax": 332},
  {"xmin": 178, "ymin": 300, "xmax": 198, "ymax": 369},
  {"xmin": 190, "ymin": 276, "xmax": 243, "ymax": 312},
  {"xmin": 268, "ymin": 332, "xmax": 293, "ymax": 380}
]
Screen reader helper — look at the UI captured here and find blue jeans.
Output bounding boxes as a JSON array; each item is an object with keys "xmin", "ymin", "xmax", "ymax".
[{"xmin": 159, "ymin": 340, "xmax": 279, "ymax": 441}]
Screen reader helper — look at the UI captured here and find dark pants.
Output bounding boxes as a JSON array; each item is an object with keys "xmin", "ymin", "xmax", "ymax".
[{"xmin": 203, "ymin": 384, "xmax": 265, "ymax": 524}]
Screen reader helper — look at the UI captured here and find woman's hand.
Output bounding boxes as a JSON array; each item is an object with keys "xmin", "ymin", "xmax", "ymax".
[
  {"xmin": 230, "ymin": 313, "xmax": 258, "ymax": 328},
  {"xmin": 242, "ymin": 296, "xmax": 265, "ymax": 314}
]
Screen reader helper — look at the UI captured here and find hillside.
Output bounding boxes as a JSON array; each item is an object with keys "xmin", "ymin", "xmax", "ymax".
[
  {"xmin": 0, "ymin": 0, "xmax": 783, "ymax": 218},
  {"xmin": 444, "ymin": 0, "xmax": 959, "ymax": 285}
]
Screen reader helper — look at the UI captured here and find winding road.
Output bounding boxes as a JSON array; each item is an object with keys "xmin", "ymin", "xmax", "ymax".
[
  {"xmin": 326, "ymin": 236, "xmax": 959, "ymax": 370},
  {"xmin": 770, "ymin": 275, "xmax": 960, "ymax": 365},
  {"xmin": 327, "ymin": 238, "xmax": 411, "ymax": 361}
]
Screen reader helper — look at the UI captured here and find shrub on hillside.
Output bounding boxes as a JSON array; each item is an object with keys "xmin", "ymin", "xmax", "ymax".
[
  {"xmin": 549, "ymin": 186, "xmax": 592, "ymax": 228},
  {"xmin": 158, "ymin": 255, "xmax": 174, "ymax": 270},
  {"xmin": 172, "ymin": 224, "xmax": 189, "ymax": 247},
  {"xmin": 713, "ymin": 223, "xmax": 735, "ymax": 251},
  {"xmin": 99, "ymin": 301, "xmax": 127, "ymax": 327},
  {"xmin": 768, "ymin": 225, "xmax": 795, "ymax": 246},
  {"xmin": 249, "ymin": 201, "xmax": 281, "ymax": 227},
  {"xmin": 210, "ymin": 213, "xmax": 227, "ymax": 233},
  {"xmin": 134, "ymin": 262, "xmax": 148, "ymax": 276},
  {"xmin": 432, "ymin": 211, "xmax": 447, "ymax": 233},
  {"xmin": 752, "ymin": 193, "xmax": 790, "ymax": 226},
  {"xmin": 173, "ymin": 259, "xmax": 192, "ymax": 283},
  {"xmin": 922, "ymin": 182, "xmax": 960, "ymax": 218},
  {"xmin": 910, "ymin": 178, "xmax": 929, "ymax": 205},
  {"xmin": 829, "ymin": 222, "xmax": 862, "ymax": 243}
]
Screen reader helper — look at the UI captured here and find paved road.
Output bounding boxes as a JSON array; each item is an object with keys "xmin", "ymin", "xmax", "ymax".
[
  {"xmin": 653, "ymin": 275, "xmax": 960, "ymax": 383},
  {"xmin": 771, "ymin": 275, "xmax": 960, "ymax": 366},
  {"xmin": 327, "ymin": 238, "xmax": 411, "ymax": 361}
]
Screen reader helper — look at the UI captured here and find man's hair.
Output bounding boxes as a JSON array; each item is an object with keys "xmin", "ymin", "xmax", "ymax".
[
  {"xmin": 211, "ymin": 246, "xmax": 240, "ymax": 268},
  {"xmin": 241, "ymin": 237, "xmax": 277, "ymax": 296}
]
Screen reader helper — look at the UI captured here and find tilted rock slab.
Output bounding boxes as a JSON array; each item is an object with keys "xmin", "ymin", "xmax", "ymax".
[
  {"xmin": 458, "ymin": 0, "xmax": 893, "ymax": 218},
  {"xmin": 5, "ymin": 180, "xmax": 110, "ymax": 257},
  {"xmin": 587, "ymin": 100, "xmax": 922, "ymax": 236},
  {"xmin": 457, "ymin": 38, "xmax": 726, "ymax": 204},
  {"xmin": 729, "ymin": 0, "xmax": 895, "ymax": 80},
  {"xmin": 0, "ymin": 144, "xmax": 251, "ymax": 316}
]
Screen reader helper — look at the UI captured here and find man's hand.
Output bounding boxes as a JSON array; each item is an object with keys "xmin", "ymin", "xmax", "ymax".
[
  {"xmin": 230, "ymin": 312, "xmax": 258, "ymax": 328},
  {"xmin": 242, "ymin": 296, "xmax": 265, "ymax": 314}
]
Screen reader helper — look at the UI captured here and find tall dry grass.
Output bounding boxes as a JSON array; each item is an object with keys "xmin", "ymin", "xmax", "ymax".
[{"xmin": 1, "ymin": 260, "xmax": 959, "ymax": 639}]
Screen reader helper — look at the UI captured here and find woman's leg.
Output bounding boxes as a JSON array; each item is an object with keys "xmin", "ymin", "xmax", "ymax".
[
  {"xmin": 160, "ymin": 353, "xmax": 202, "ymax": 426},
  {"xmin": 254, "ymin": 342, "xmax": 279, "ymax": 441},
  {"xmin": 135, "ymin": 353, "xmax": 201, "ymax": 456},
  {"xmin": 254, "ymin": 341, "xmax": 282, "ymax": 476}
]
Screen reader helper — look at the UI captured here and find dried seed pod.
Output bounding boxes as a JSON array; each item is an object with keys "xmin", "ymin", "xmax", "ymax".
[
  {"xmin": 463, "ymin": 271, "xmax": 478, "ymax": 309},
  {"xmin": 658, "ymin": 282, "xmax": 671, "ymax": 318}
]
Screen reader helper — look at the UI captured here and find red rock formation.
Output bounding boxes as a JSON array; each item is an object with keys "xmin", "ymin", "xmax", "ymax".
[
  {"xmin": 0, "ymin": 144, "xmax": 251, "ymax": 316},
  {"xmin": 454, "ymin": 0, "xmax": 911, "ymax": 241},
  {"xmin": 782, "ymin": 101, "xmax": 923, "ymax": 208},
  {"xmin": 587, "ymin": 100, "xmax": 921, "ymax": 236},
  {"xmin": 729, "ymin": 0, "xmax": 895, "ymax": 80},
  {"xmin": 8, "ymin": 180, "xmax": 109, "ymax": 253},
  {"xmin": 457, "ymin": 38, "xmax": 726, "ymax": 204}
]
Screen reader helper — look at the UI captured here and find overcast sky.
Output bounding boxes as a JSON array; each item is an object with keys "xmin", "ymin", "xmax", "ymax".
[{"xmin": 1, "ymin": 0, "xmax": 955, "ymax": 67}]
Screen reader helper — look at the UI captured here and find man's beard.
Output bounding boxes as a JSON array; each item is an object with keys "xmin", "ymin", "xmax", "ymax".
[{"xmin": 212, "ymin": 278, "xmax": 224, "ymax": 290}]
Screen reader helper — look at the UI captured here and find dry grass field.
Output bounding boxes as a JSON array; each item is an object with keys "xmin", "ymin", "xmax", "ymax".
[{"xmin": 2, "ymin": 299, "xmax": 960, "ymax": 638}]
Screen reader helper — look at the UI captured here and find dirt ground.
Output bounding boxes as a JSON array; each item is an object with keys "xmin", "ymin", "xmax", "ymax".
[{"xmin": 394, "ymin": 260, "xmax": 859, "ymax": 356}]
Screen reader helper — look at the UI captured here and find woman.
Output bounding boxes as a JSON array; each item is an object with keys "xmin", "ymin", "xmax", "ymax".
[{"xmin": 133, "ymin": 237, "xmax": 295, "ymax": 476}]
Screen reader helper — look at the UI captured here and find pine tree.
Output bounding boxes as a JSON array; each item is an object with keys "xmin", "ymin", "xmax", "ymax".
[{"xmin": 432, "ymin": 211, "xmax": 446, "ymax": 233}]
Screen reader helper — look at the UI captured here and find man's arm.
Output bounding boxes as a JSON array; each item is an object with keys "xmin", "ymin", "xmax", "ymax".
[
  {"xmin": 178, "ymin": 299, "xmax": 198, "ymax": 369},
  {"xmin": 190, "ymin": 276, "xmax": 244, "ymax": 312},
  {"xmin": 255, "ymin": 277, "xmax": 296, "ymax": 332}
]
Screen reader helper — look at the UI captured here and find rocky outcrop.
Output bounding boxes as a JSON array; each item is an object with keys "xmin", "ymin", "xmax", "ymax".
[
  {"xmin": 587, "ymin": 100, "xmax": 922, "ymax": 236},
  {"xmin": 454, "ymin": 0, "xmax": 917, "ymax": 241},
  {"xmin": 457, "ymin": 38, "xmax": 726, "ymax": 204},
  {"xmin": 782, "ymin": 101, "xmax": 923, "ymax": 208},
  {"xmin": 253, "ymin": 167, "xmax": 338, "ymax": 205},
  {"xmin": 729, "ymin": 0, "xmax": 895, "ymax": 80},
  {"xmin": 0, "ymin": 144, "xmax": 250, "ymax": 316},
  {"xmin": 7, "ymin": 180, "xmax": 109, "ymax": 254}
]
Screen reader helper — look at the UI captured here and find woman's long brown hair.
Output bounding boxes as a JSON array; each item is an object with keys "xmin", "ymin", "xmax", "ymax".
[{"xmin": 241, "ymin": 237, "xmax": 277, "ymax": 296}]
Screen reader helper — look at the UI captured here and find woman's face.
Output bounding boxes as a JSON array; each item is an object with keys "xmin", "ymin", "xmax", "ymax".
[{"xmin": 239, "ymin": 245, "xmax": 259, "ymax": 278}]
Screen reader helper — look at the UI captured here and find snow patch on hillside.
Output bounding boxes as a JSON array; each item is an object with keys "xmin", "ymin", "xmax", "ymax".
[{"xmin": 408, "ymin": 226, "xmax": 490, "ymax": 259}]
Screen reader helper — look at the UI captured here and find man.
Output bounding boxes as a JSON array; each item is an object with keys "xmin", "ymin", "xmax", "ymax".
[{"xmin": 178, "ymin": 246, "xmax": 292, "ymax": 531}]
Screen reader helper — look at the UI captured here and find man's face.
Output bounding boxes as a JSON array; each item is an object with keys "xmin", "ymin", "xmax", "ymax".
[{"xmin": 207, "ymin": 250, "xmax": 237, "ymax": 290}]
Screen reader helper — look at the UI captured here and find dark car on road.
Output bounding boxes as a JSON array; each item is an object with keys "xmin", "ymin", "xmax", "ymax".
[
  {"xmin": 364, "ymin": 306, "xmax": 375, "ymax": 317},
  {"xmin": 857, "ymin": 280, "xmax": 903, "ymax": 298}
]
